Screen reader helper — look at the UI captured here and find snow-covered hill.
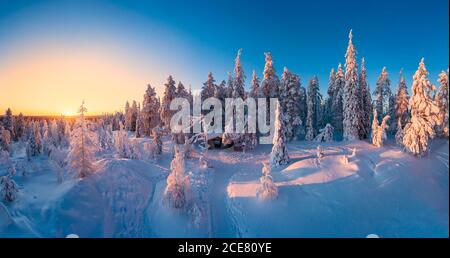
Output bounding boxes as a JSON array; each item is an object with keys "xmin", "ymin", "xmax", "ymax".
[{"xmin": 0, "ymin": 137, "xmax": 448, "ymax": 238}]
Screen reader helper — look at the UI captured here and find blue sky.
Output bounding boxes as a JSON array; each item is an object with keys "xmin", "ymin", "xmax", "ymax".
[{"xmin": 0, "ymin": 0, "xmax": 448, "ymax": 114}]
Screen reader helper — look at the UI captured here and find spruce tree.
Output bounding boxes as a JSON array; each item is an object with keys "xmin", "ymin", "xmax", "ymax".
[
  {"xmin": 343, "ymin": 30, "xmax": 363, "ymax": 141},
  {"xmin": 269, "ymin": 101, "xmax": 289, "ymax": 167},
  {"xmin": 435, "ymin": 70, "xmax": 449, "ymax": 137},
  {"xmin": 359, "ymin": 58, "xmax": 373, "ymax": 139},
  {"xmin": 402, "ymin": 58, "xmax": 440, "ymax": 156},
  {"xmin": 160, "ymin": 75, "xmax": 177, "ymax": 130}
]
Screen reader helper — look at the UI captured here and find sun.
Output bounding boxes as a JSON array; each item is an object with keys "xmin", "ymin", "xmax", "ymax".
[{"xmin": 62, "ymin": 110, "xmax": 77, "ymax": 117}]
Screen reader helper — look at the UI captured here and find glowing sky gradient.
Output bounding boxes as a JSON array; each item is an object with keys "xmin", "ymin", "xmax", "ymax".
[{"xmin": 0, "ymin": 0, "xmax": 448, "ymax": 115}]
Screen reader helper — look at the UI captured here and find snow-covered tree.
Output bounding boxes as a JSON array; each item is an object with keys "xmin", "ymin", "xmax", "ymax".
[
  {"xmin": 135, "ymin": 108, "xmax": 144, "ymax": 138},
  {"xmin": 256, "ymin": 163, "xmax": 278, "ymax": 200},
  {"xmin": 248, "ymin": 70, "xmax": 262, "ymax": 145},
  {"xmin": 359, "ymin": 58, "xmax": 373, "ymax": 139},
  {"xmin": 395, "ymin": 118, "xmax": 404, "ymax": 147},
  {"xmin": 0, "ymin": 127, "xmax": 11, "ymax": 152},
  {"xmin": 161, "ymin": 76, "xmax": 177, "ymax": 130},
  {"xmin": 225, "ymin": 72, "xmax": 233, "ymax": 98},
  {"xmin": 280, "ymin": 67, "xmax": 302, "ymax": 141},
  {"xmin": 324, "ymin": 68, "xmax": 335, "ymax": 127},
  {"xmin": 316, "ymin": 145, "xmax": 324, "ymax": 159},
  {"xmin": 115, "ymin": 122, "xmax": 133, "ymax": 159},
  {"xmin": 395, "ymin": 69, "xmax": 410, "ymax": 131},
  {"xmin": 66, "ymin": 101, "xmax": 97, "ymax": 178},
  {"xmin": 176, "ymin": 81, "xmax": 189, "ymax": 99},
  {"xmin": 201, "ymin": 72, "xmax": 216, "ymax": 102},
  {"xmin": 13, "ymin": 113, "xmax": 25, "ymax": 141},
  {"xmin": 49, "ymin": 147, "xmax": 66, "ymax": 183},
  {"xmin": 305, "ymin": 76, "xmax": 322, "ymax": 140},
  {"xmin": 261, "ymin": 52, "xmax": 280, "ymax": 98},
  {"xmin": 41, "ymin": 120, "xmax": 52, "ymax": 156},
  {"xmin": 124, "ymin": 101, "xmax": 132, "ymax": 131},
  {"xmin": 371, "ymin": 109, "xmax": 390, "ymax": 148},
  {"xmin": 232, "ymin": 49, "xmax": 246, "ymax": 99},
  {"xmin": 97, "ymin": 122, "xmax": 114, "ymax": 151},
  {"xmin": 164, "ymin": 145, "xmax": 190, "ymax": 209},
  {"xmin": 343, "ymin": 30, "xmax": 363, "ymax": 140},
  {"xmin": 331, "ymin": 64, "xmax": 345, "ymax": 135},
  {"xmin": 314, "ymin": 123, "xmax": 334, "ymax": 142},
  {"xmin": 2, "ymin": 108, "xmax": 14, "ymax": 140},
  {"xmin": 1, "ymin": 150, "xmax": 15, "ymax": 177},
  {"xmin": 0, "ymin": 175, "xmax": 19, "ymax": 202},
  {"xmin": 26, "ymin": 122, "xmax": 42, "ymax": 160},
  {"xmin": 435, "ymin": 70, "xmax": 449, "ymax": 137},
  {"xmin": 249, "ymin": 70, "xmax": 262, "ymax": 99},
  {"xmin": 298, "ymin": 82, "xmax": 308, "ymax": 138},
  {"xmin": 152, "ymin": 127, "xmax": 163, "ymax": 155},
  {"xmin": 269, "ymin": 102, "xmax": 289, "ymax": 167},
  {"xmin": 141, "ymin": 84, "xmax": 161, "ymax": 136},
  {"xmin": 373, "ymin": 67, "xmax": 393, "ymax": 121},
  {"xmin": 402, "ymin": 59, "xmax": 440, "ymax": 156}
]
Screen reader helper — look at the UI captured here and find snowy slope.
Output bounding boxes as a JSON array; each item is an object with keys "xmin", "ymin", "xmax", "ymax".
[
  {"xmin": 0, "ymin": 137, "xmax": 448, "ymax": 238},
  {"xmin": 226, "ymin": 140, "xmax": 448, "ymax": 237}
]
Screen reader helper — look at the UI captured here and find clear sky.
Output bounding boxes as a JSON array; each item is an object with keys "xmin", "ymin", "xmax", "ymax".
[{"xmin": 0, "ymin": 0, "xmax": 448, "ymax": 115}]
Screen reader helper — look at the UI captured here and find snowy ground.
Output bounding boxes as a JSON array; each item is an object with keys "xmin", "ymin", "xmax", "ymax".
[{"xmin": 0, "ymin": 136, "xmax": 448, "ymax": 238}]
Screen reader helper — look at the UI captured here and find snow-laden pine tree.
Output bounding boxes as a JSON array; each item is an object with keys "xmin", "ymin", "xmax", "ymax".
[
  {"xmin": 305, "ymin": 76, "xmax": 322, "ymax": 141},
  {"xmin": 26, "ymin": 122, "xmax": 41, "ymax": 160},
  {"xmin": 176, "ymin": 81, "xmax": 189, "ymax": 99},
  {"xmin": 97, "ymin": 122, "xmax": 114, "ymax": 151},
  {"xmin": 141, "ymin": 84, "xmax": 161, "ymax": 136},
  {"xmin": 152, "ymin": 127, "xmax": 163, "ymax": 155},
  {"xmin": 371, "ymin": 109, "xmax": 390, "ymax": 147},
  {"xmin": 261, "ymin": 52, "xmax": 280, "ymax": 98},
  {"xmin": 41, "ymin": 120, "xmax": 52, "ymax": 156},
  {"xmin": 395, "ymin": 69, "xmax": 410, "ymax": 131},
  {"xmin": 314, "ymin": 123, "xmax": 334, "ymax": 142},
  {"xmin": 343, "ymin": 30, "xmax": 363, "ymax": 140},
  {"xmin": 66, "ymin": 101, "xmax": 97, "ymax": 178},
  {"xmin": 160, "ymin": 76, "xmax": 177, "ymax": 130},
  {"xmin": 0, "ymin": 175, "xmax": 19, "ymax": 202},
  {"xmin": 13, "ymin": 113, "xmax": 25, "ymax": 141},
  {"xmin": 124, "ymin": 101, "xmax": 132, "ymax": 131},
  {"xmin": 225, "ymin": 72, "xmax": 233, "ymax": 98},
  {"xmin": 280, "ymin": 67, "xmax": 302, "ymax": 141},
  {"xmin": 1, "ymin": 150, "xmax": 15, "ymax": 177},
  {"xmin": 135, "ymin": 108, "xmax": 142, "ymax": 138},
  {"xmin": 261, "ymin": 52, "xmax": 280, "ymax": 135},
  {"xmin": 249, "ymin": 70, "xmax": 262, "ymax": 99},
  {"xmin": 0, "ymin": 127, "xmax": 11, "ymax": 152},
  {"xmin": 115, "ymin": 121, "xmax": 133, "ymax": 159},
  {"xmin": 395, "ymin": 118, "xmax": 404, "ymax": 147},
  {"xmin": 248, "ymin": 70, "xmax": 261, "ymax": 147},
  {"xmin": 324, "ymin": 68, "xmax": 335, "ymax": 127},
  {"xmin": 298, "ymin": 82, "xmax": 308, "ymax": 138},
  {"xmin": 373, "ymin": 67, "xmax": 393, "ymax": 121},
  {"xmin": 402, "ymin": 59, "xmax": 440, "ymax": 156},
  {"xmin": 3, "ymin": 108, "xmax": 14, "ymax": 140},
  {"xmin": 232, "ymin": 49, "xmax": 246, "ymax": 99},
  {"xmin": 316, "ymin": 145, "xmax": 324, "ymax": 159},
  {"xmin": 256, "ymin": 163, "xmax": 278, "ymax": 200},
  {"xmin": 164, "ymin": 145, "xmax": 190, "ymax": 209},
  {"xmin": 201, "ymin": 72, "xmax": 216, "ymax": 102},
  {"xmin": 359, "ymin": 58, "xmax": 373, "ymax": 139},
  {"xmin": 269, "ymin": 101, "xmax": 289, "ymax": 167},
  {"xmin": 49, "ymin": 119, "xmax": 59, "ymax": 146},
  {"xmin": 435, "ymin": 70, "xmax": 449, "ymax": 137},
  {"xmin": 332, "ymin": 64, "xmax": 345, "ymax": 135}
]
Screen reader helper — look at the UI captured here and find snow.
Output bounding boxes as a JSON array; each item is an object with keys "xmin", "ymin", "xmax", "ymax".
[{"xmin": 0, "ymin": 135, "xmax": 448, "ymax": 238}]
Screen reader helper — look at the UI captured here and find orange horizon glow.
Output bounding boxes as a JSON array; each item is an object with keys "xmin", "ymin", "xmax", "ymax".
[{"xmin": 0, "ymin": 43, "xmax": 169, "ymax": 116}]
